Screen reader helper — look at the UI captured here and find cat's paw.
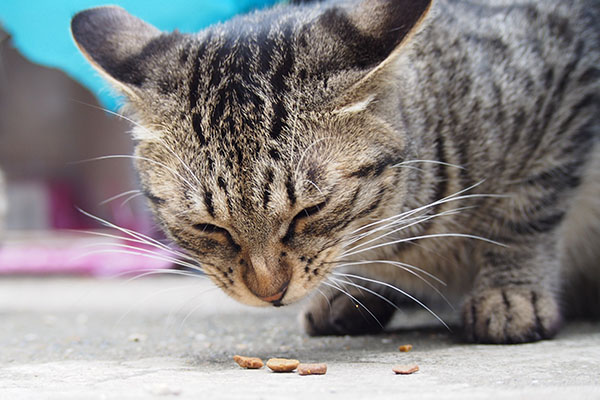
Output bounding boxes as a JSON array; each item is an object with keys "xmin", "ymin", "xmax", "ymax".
[
  {"xmin": 301, "ymin": 288, "xmax": 396, "ymax": 336},
  {"xmin": 462, "ymin": 287, "xmax": 561, "ymax": 344}
]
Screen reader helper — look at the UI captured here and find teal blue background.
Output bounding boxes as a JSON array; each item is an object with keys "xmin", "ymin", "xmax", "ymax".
[{"xmin": 0, "ymin": 1, "xmax": 279, "ymax": 110}]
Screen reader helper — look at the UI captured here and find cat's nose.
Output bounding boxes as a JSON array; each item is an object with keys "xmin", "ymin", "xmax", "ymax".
[
  {"xmin": 242, "ymin": 254, "xmax": 291, "ymax": 306},
  {"xmin": 258, "ymin": 282, "xmax": 289, "ymax": 307}
]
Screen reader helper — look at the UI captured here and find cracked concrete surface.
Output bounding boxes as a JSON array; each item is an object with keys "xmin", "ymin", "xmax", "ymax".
[{"xmin": 1, "ymin": 277, "xmax": 599, "ymax": 399}]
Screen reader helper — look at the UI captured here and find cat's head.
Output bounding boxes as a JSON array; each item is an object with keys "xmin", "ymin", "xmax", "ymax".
[{"xmin": 71, "ymin": 0, "xmax": 432, "ymax": 306}]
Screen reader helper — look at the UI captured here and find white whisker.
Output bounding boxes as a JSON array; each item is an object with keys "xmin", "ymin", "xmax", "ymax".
[
  {"xmin": 393, "ymin": 159, "xmax": 466, "ymax": 170},
  {"xmin": 329, "ymin": 276, "xmax": 402, "ymax": 313},
  {"xmin": 99, "ymin": 189, "xmax": 141, "ymax": 206},
  {"xmin": 293, "ymin": 137, "xmax": 332, "ymax": 182},
  {"xmin": 322, "ymin": 280, "xmax": 385, "ymax": 330},
  {"xmin": 120, "ymin": 192, "xmax": 145, "ymax": 207},
  {"xmin": 71, "ymin": 99, "xmax": 204, "ymax": 189},
  {"xmin": 80, "ymin": 242, "xmax": 203, "ymax": 273},
  {"xmin": 333, "ymin": 260, "xmax": 454, "ymax": 310},
  {"xmin": 115, "ymin": 281, "xmax": 216, "ymax": 328},
  {"xmin": 73, "ymin": 247, "xmax": 202, "ymax": 273},
  {"xmin": 177, "ymin": 286, "xmax": 223, "ymax": 331},
  {"xmin": 333, "ymin": 272, "xmax": 450, "ymax": 331},
  {"xmin": 305, "ymin": 179, "xmax": 324, "ymax": 195},
  {"xmin": 314, "ymin": 286, "xmax": 332, "ymax": 309},
  {"xmin": 113, "ymin": 268, "xmax": 205, "ymax": 281},
  {"xmin": 342, "ymin": 206, "xmax": 474, "ymax": 253},
  {"xmin": 76, "ymin": 154, "xmax": 198, "ymax": 194},
  {"xmin": 346, "ymin": 180, "xmax": 493, "ymax": 237},
  {"xmin": 78, "ymin": 228, "xmax": 194, "ymax": 265},
  {"xmin": 334, "ymin": 259, "xmax": 446, "ymax": 286},
  {"xmin": 342, "ymin": 232, "xmax": 507, "ymax": 259},
  {"xmin": 77, "ymin": 209, "xmax": 195, "ymax": 263}
]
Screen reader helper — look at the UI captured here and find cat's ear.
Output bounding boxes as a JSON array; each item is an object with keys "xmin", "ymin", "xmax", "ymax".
[
  {"xmin": 323, "ymin": 0, "xmax": 433, "ymax": 112},
  {"xmin": 71, "ymin": 6, "xmax": 164, "ymax": 99}
]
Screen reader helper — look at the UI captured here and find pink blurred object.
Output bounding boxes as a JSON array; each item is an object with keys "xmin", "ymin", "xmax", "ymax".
[{"xmin": 0, "ymin": 230, "xmax": 176, "ymax": 277}]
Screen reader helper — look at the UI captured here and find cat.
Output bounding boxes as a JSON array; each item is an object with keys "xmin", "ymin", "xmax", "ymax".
[{"xmin": 71, "ymin": 0, "xmax": 600, "ymax": 344}]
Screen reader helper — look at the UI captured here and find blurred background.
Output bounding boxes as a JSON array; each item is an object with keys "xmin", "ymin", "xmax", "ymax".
[{"xmin": 0, "ymin": 0, "xmax": 278, "ymax": 277}]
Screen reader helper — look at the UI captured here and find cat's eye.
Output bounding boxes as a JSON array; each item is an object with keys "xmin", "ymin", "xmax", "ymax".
[
  {"xmin": 282, "ymin": 201, "xmax": 327, "ymax": 243},
  {"xmin": 193, "ymin": 223, "xmax": 240, "ymax": 251},
  {"xmin": 193, "ymin": 223, "xmax": 228, "ymax": 235},
  {"xmin": 295, "ymin": 202, "xmax": 327, "ymax": 220}
]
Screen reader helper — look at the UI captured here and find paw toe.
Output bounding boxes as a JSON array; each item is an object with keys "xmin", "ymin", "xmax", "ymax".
[{"xmin": 463, "ymin": 288, "xmax": 561, "ymax": 344}]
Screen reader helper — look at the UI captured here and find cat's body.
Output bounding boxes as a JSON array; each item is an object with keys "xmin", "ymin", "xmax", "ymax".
[{"xmin": 72, "ymin": 0, "xmax": 600, "ymax": 343}]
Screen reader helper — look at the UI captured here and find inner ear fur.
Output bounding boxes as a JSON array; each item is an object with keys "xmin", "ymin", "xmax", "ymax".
[{"xmin": 330, "ymin": 0, "xmax": 433, "ymax": 112}]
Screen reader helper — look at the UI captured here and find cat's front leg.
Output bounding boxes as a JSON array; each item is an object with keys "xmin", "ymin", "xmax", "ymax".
[
  {"xmin": 462, "ymin": 237, "xmax": 562, "ymax": 344},
  {"xmin": 301, "ymin": 278, "xmax": 397, "ymax": 336}
]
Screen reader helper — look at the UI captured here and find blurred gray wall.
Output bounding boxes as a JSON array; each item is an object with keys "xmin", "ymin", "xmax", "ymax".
[{"xmin": 0, "ymin": 28, "xmax": 146, "ymax": 230}]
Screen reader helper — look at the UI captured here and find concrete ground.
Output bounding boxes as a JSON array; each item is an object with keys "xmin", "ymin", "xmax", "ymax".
[{"xmin": 1, "ymin": 276, "xmax": 599, "ymax": 400}]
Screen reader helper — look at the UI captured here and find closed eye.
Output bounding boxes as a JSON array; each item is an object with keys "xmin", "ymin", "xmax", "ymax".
[
  {"xmin": 282, "ymin": 201, "xmax": 328, "ymax": 243},
  {"xmin": 193, "ymin": 223, "xmax": 240, "ymax": 251},
  {"xmin": 298, "ymin": 202, "xmax": 326, "ymax": 219},
  {"xmin": 193, "ymin": 223, "xmax": 227, "ymax": 235}
]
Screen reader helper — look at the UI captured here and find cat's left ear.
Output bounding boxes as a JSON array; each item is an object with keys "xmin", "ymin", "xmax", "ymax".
[
  {"xmin": 328, "ymin": 0, "xmax": 433, "ymax": 112},
  {"xmin": 71, "ymin": 6, "xmax": 173, "ymax": 100}
]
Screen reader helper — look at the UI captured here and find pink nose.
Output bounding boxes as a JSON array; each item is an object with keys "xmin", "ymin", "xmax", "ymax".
[
  {"xmin": 258, "ymin": 283, "xmax": 288, "ymax": 306},
  {"xmin": 260, "ymin": 289, "xmax": 285, "ymax": 303}
]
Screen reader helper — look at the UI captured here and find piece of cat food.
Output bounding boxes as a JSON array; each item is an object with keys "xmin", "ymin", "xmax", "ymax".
[
  {"xmin": 398, "ymin": 344, "xmax": 413, "ymax": 352},
  {"xmin": 297, "ymin": 363, "xmax": 327, "ymax": 375},
  {"xmin": 266, "ymin": 358, "xmax": 300, "ymax": 372},
  {"xmin": 392, "ymin": 364, "xmax": 419, "ymax": 375},
  {"xmin": 233, "ymin": 355, "xmax": 264, "ymax": 369}
]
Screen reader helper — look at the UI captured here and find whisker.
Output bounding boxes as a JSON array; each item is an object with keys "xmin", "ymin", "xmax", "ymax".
[
  {"xmin": 77, "ymin": 228, "xmax": 196, "ymax": 266},
  {"xmin": 71, "ymin": 99, "xmax": 204, "ymax": 189},
  {"xmin": 77, "ymin": 209, "xmax": 196, "ymax": 263},
  {"xmin": 115, "ymin": 281, "xmax": 217, "ymax": 328},
  {"xmin": 329, "ymin": 276, "xmax": 402, "ymax": 314},
  {"xmin": 313, "ymin": 286, "xmax": 332, "ymax": 309},
  {"xmin": 342, "ymin": 232, "xmax": 507, "ymax": 259},
  {"xmin": 342, "ymin": 206, "xmax": 474, "ymax": 253},
  {"xmin": 177, "ymin": 286, "xmax": 224, "ymax": 331},
  {"xmin": 304, "ymin": 179, "xmax": 324, "ymax": 195},
  {"xmin": 113, "ymin": 268, "xmax": 206, "ymax": 281},
  {"xmin": 321, "ymin": 280, "xmax": 385, "ymax": 330},
  {"xmin": 80, "ymin": 242, "xmax": 204, "ymax": 273},
  {"xmin": 99, "ymin": 189, "xmax": 141, "ymax": 206},
  {"xmin": 74, "ymin": 248, "xmax": 202, "ymax": 273},
  {"xmin": 332, "ymin": 260, "xmax": 454, "ymax": 310},
  {"xmin": 333, "ymin": 272, "xmax": 450, "ymax": 331},
  {"xmin": 393, "ymin": 159, "xmax": 466, "ymax": 170},
  {"xmin": 75, "ymin": 154, "xmax": 198, "ymax": 194},
  {"xmin": 293, "ymin": 137, "xmax": 332, "ymax": 182},
  {"xmin": 120, "ymin": 192, "xmax": 145, "ymax": 207},
  {"xmin": 346, "ymin": 180, "xmax": 496, "ymax": 237},
  {"xmin": 333, "ymin": 259, "xmax": 445, "ymax": 286}
]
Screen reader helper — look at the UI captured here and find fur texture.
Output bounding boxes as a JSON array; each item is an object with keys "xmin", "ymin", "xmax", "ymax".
[{"xmin": 72, "ymin": 0, "xmax": 600, "ymax": 343}]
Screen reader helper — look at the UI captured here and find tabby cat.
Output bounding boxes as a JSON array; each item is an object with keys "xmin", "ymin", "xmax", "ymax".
[{"xmin": 71, "ymin": 0, "xmax": 600, "ymax": 343}]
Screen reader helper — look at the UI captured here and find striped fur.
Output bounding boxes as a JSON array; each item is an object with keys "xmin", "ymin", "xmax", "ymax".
[{"xmin": 72, "ymin": 0, "xmax": 599, "ymax": 343}]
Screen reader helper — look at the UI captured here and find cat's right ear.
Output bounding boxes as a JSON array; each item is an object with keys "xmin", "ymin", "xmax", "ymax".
[{"xmin": 71, "ymin": 6, "xmax": 162, "ymax": 100}]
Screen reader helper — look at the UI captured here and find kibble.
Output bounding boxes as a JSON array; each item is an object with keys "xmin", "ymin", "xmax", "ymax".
[
  {"xmin": 398, "ymin": 344, "xmax": 413, "ymax": 352},
  {"xmin": 266, "ymin": 358, "xmax": 300, "ymax": 372},
  {"xmin": 297, "ymin": 363, "xmax": 327, "ymax": 375},
  {"xmin": 233, "ymin": 355, "xmax": 264, "ymax": 369},
  {"xmin": 392, "ymin": 364, "xmax": 419, "ymax": 375}
]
